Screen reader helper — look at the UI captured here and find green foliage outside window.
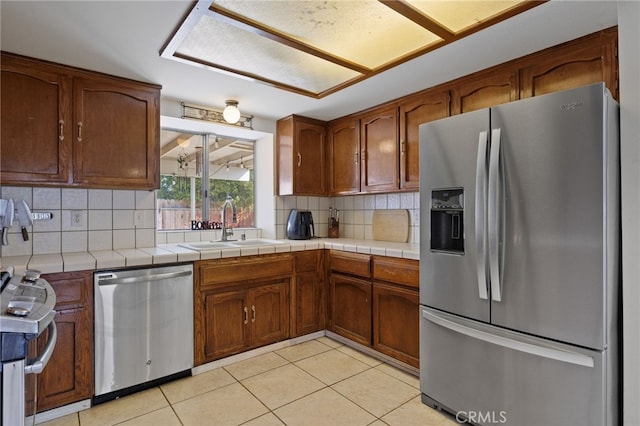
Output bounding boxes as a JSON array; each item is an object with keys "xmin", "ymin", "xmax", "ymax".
[{"xmin": 157, "ymin": 171, "xmax": 255, "ymax": 230}]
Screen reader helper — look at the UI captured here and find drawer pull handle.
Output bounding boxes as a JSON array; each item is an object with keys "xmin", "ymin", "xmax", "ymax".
[
  {"xmin": 59, "ymin": 120, "xmax": 64, "ymax": 141},
  {"xmin": 243, "ymin": 306, "xmax": 248, "ymax": 325},
  {"xmin": 251, "ymin": 305, "xmax": 256, "ymax": 323},
  {"xmin": 77, "ymin": 121, "xmax": 83, "ymax": 142}
]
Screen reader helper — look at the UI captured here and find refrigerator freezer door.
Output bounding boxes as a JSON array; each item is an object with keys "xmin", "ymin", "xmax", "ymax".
[
  {"xmin": 420, "ymin": 109, "xmax": 490, "ymax": 322},
  {"xmin": 489, "ymin": 83, "xmax": 618, "ymax": 350},
  {"xmin": 420, "ymin": 307, "xmax": 613, "ymax": 426}
]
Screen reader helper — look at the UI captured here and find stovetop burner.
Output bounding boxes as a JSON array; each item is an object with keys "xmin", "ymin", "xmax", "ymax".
[{"xmin": 0, "ymin": 269, "xmax": 56, "ymax": 335}]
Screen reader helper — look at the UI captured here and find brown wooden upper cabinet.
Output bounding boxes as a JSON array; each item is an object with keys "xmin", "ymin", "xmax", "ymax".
[
  {"xmin": 398, "ymin": 90, "xmax": 450, "ymax": 190},
  {"xmin": 359, "ymin": 105, "xmax": 399, "ymax": 193},
  {"xmin": 72, "ymin": 76, "xmax": 159, "ymax": 189},
  {"xmin": 519, "ymin": 27, "xmax": 618, "ymax": 100},
  {"xmin": 327, "ymin": 117, "xmax": 360, "ymax": 195},
  {"xmin": 450, "ymin": 68, "xmax": 519, "ymax": 114},
  {"xmin": 1, "ymin": 53, "xmax": 72, "ymax": 186},
  {"xmin": 1, "ymin": 52, "xmax": 161, "ymax": 189},
  {"xmin": 276, "ymin": 115, "xmax": 327, "ymax": 196}
]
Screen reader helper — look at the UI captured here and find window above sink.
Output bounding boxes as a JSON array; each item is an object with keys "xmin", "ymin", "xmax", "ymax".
[{"xmin": 159, "ymin": 119, "xmax": 256, "ymax": 231}]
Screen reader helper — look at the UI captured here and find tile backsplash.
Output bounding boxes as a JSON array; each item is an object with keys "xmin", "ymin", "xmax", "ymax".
[
  {"xmin": 276, "ymin": 192, "xmax": 420, "ymax": 243},
  {"xmin": 0, "ymin": 186, "xmax": 156, "ymax": 257},
  {"xmin": 0, "ymin": 185, "xmax": 420, "ymax": 258}
]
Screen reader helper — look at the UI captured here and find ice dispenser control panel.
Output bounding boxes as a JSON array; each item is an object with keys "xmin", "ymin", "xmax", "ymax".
[{"xmin": 430, "ymin": 188, "xmax": 464, "ymax": 253}]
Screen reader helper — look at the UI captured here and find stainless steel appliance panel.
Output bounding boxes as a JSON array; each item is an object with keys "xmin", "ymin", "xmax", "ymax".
[
  {"xmin": 489, "ymin": 84, "xmax": 618, "ymax": 350},
  {"xmin": 420, "ymin": 308, "xmax": 612, "ymax": 426},
  {"xmin": 94, "ymin": 264, "xmax": 193, "ymax": 397},
  {"xmin": 420, "ymin": 108, "xmax": 490, "ymax": 322}
]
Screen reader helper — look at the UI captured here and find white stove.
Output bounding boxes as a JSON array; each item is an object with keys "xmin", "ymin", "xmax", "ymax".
[{"xmin": 1, "ymin": 268, "xmax": 57, "ymax": 426}]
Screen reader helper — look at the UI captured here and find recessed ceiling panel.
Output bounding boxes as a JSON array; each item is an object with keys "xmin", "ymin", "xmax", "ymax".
[
  {"xmin": 161, "ymin": 0, "xmax": 544, "ymax": 98},
  {"xmin": 175, "ymin": 14, "xmax": 361, "ymax": 94},
  {"xmin": 214, "ymin": 0, "xmax": 442, "ymax": 69},
  {"xmin": 406, "ymin": 0, "xmax": 526, "ymax": 33}
]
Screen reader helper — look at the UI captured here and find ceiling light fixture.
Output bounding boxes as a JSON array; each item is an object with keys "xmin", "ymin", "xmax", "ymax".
[
  {"xmin": 223, "ymin": 100, "xmax": 241, "ymax": 124},
  {"xmin": 181, "ymin": 102, "xmax": 253, "ymax": 129}
]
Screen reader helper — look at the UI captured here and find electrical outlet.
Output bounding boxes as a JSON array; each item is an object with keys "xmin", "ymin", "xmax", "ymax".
[
  {"xmin": 71, "ymin": 210, "xmax": 83, "ymax": 227},
  {"xmin": 134, "ymin": 210, "xmax": 144, "ymax": 228}
]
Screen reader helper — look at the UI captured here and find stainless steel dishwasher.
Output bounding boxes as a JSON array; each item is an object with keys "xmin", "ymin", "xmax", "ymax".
[{"xmin": 93, "ymin": 263, "xmax": 193, "ymax": 404}]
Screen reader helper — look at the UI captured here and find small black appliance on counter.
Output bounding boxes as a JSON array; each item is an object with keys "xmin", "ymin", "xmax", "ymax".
[{"xmin": 286, "ymin": 209, "xmax": 314, "ymax": 240}]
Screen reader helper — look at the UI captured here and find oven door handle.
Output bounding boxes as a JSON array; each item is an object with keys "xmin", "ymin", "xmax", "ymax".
[{"xmin": 25, "ymin": 321, "xmax": 57, "ymax": 375}]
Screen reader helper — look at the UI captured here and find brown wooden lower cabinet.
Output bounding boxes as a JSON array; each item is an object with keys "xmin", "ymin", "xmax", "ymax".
[
  {"xmin": 26, "ymin": 271, "xmax": 93, "ymax": 414},
  {"xmin": 195, "ymin": 254, "xmax": 293, "ymax": 365},
  {"xmin": 329, "ymin": 273, "xmax": 372, "ymax": 346},
  {"xmin": 372, "ymin": 282, "xmax": 419, "ymax": 367},
  {"xmin": 328, "ymin": 252, "xmax": 419, "ymax": 368},
  {"xmin": 293, "ymin": 250, "xmax": 325, "ymax": 336},
  {"xmin": 372, "ymin": 256, "xmax": 420, "ymax": 368},
  {"xmin": 201, "ymin": 280, "xmax": 289, "ymax": 361}
]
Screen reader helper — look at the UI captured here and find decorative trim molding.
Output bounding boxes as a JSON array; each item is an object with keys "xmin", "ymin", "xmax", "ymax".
[{"xmin": 181, "ymin": 102, "xmax": 253, "ymax": 129}]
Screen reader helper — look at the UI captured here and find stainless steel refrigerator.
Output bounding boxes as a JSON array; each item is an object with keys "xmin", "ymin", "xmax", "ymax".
[{"xmin": 418, "ymin": 83, "xmax": 619, "ymax": 426}]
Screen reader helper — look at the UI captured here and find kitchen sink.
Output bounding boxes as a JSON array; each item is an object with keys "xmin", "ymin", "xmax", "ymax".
[
  {"xmin": 177, "ymin": 241, "xmax": 235, "ymax": 251},
  {"xmin": 178, "ymin": 239, "xmax": 284, "ymax": 251},
  {"xmin": 231, "ymin": 239, "xmax": 284, "ymax": 247}
]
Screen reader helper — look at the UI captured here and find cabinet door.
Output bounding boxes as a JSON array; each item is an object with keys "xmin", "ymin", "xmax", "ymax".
[
  {"xmin": 327, "ymin": 118, "xmax": 360, "ymax": 194},
  {"xmin": 250, "ymin": 281, "xmax": 290, "ymax": 347},
  {"xmin": 520, "ymin": 29, "xmax": 618, "ymax": 99},
  {"xmin": 295, "ymin": 270, "xmax": 323, "ymax": 336},
  {"xmin": 360, "ymin": 106, "xmax": 399, "ymax": 193},
  {"xmin": 329, "ymin": 273, "xmax": 372, "ymax": 346},
  {"xmin": 26, "ymin": 271, "xmax": 93, "ymax": 413},
  {"xmin": 35, "ymin": 309, "xmax": 93, "ymax": 411},
  {"xmin": 399, "ymin": 90, "xmax": 450, "ymax": 190},
  {"xmin": 73, "ymin": 76, "xmax": 159, "ymax": 189},
  {"xmin": 372, "ymin": 282, "xmax": 419, "ymax": 367},
  {"xmin": 451, "ymin": 69, "xmax": 519, "ymax": 114},
  {"xmin": 203, "ymin": 289, "xmax": 248, "ymax": 360},
  {"xmin": 294, "ymin": 250, "xmax": 325, "ymax": 336},
  {"xmin": 1, "ymin": 54, "xmax": 72, "ymax": 185},
  {"xmin": 295, "ymin": 120, "xmax": 326, "ymax": 195}
]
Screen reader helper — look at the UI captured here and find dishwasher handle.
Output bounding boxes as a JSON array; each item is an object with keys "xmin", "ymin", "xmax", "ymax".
[{"xmin": 97, "ymin": 269, "xmax": 192, "ymax": 286}]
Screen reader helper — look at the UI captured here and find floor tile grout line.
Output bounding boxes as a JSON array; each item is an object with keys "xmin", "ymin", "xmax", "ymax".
[{"xmin": 157, "ymin": 384, "xmax": 187, "ymax": 426}]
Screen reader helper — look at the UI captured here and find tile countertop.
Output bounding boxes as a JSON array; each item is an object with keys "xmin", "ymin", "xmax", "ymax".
[{"xmin": 0, "ymin": 238, "xmax": 419, "ymax": 276}]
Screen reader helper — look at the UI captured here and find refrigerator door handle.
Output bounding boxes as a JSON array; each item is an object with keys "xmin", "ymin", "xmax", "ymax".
[
  {"xmin": 488, "ymin": 128, "xmax": 502, "ymax": 302},
  {"xmin": 422, "ymin": 309, "xmax": 595, "ymax": 368},
  {"xmin": 475, "ymin": 131, "xmax": 489, "ymax": 300}
]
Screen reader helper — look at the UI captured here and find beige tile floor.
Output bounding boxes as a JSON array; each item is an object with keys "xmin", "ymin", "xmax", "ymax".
[{"xmin": 40, "ymin": 337, "xmax": 457, "ymax": 426}]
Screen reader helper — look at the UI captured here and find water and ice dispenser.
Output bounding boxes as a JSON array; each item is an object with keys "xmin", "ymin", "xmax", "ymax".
[{"xmin": 430, "ymin": 188, "xmax": 464, "ymax": 253}]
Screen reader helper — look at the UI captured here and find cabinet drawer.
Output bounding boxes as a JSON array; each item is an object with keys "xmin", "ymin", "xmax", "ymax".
[
  {"xmin": 295, "ymin": 250, "xmax": 321, "ymax": 273},
  {"xmin": 43, "ymin": 271, "xmax": 92, "ymax": 309},
  {"xmin": 372, "ymin": 256, "xmax": 419, "ymax": 289},
  {"xmin": 199, "ymin": 254, "xmax": 294, "ymax": 287},
  {"xmin": 329, "ymin": 251, "xmax": 371, "ymax": 278}
]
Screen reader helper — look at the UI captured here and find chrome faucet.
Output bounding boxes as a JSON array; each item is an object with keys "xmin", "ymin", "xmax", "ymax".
[{"xmin": 221, "ymin": 195, "xmax": 237, "ymax": 241}]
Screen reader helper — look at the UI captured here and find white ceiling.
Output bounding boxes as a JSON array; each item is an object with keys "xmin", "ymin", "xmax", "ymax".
[{"xmin": 0, "ymin": 1, "xmax": 618, "ymax": 122}]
